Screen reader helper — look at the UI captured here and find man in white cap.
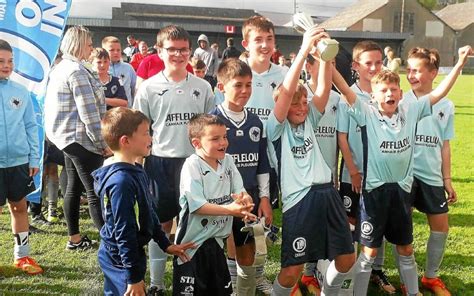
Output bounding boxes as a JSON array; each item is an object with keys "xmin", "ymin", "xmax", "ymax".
[{"xmin": 194, "ymin": 34, "xmax": 219, "ymax": 89}]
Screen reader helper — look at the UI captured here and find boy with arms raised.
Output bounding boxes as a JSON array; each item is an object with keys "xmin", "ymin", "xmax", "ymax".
[
  {"xmin": 0, "ymin": 39, "xmax": 42, "ymax": 275},
  {"xmin": 336, "ymin": 41, "xmax": 395, "ymax": 293},
  {"xmin": 173, "ymin": 114, "xmax": 255, "ymax": 295},
  {"xmin": 401, "ymin": 47, "xmax": 458, "ymax": 295},
  {"xmin": 210, "ymin": 58, "xmax": 273, "ymax": 295},
  {"xmin": 333, "ymin": 46, "xmax": 472, "ymax": 296},
  {"xmin": 240, "ymin": 16, "xmax": 288, "ymax": 293},
  {"xmin": 133, "ymin": 25, "xmax": 214, "ymax": 294},
  {"xmin": 93, "ymin": 107, "xmax": 194, "ymax": 296},
  {"xmin": 268, "ymin": 27, "xmax": 355, "ymax": 296}
]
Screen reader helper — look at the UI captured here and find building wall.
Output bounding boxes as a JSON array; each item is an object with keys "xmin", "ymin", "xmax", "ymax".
[{"xmin": 348, "ymin": 0, "xmax": 456, "ymax": 66}]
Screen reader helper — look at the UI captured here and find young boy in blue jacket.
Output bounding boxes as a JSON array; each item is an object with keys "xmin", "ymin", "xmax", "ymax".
[
  {"xmin": 93, "ymin": 107, "xmax": 194, "ymax": 295},
  {"xmin": 0, "ymin": 39, "xmax": 42, "ymax": 275}
]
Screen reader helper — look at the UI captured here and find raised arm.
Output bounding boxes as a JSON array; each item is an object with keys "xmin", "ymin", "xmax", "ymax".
[
  {"xmin": 273, "ymin": 27, "xmax": 329, "ymax": 122},
  {"xmin": 311, "ymin": 55, "xmax": 332, "ymax": 113},
  {"xmin": 332, "ymin": 65, "xmax": 357, "ymax": 106},
  {"xmin": 429, "ymin": 45, "xmax": 472, "ymax": 105}
]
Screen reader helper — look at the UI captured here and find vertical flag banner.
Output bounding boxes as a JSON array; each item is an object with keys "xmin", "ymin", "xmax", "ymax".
[{"xmin": 0, "ymin": 0, "xmax": 73, "ymax": 203}]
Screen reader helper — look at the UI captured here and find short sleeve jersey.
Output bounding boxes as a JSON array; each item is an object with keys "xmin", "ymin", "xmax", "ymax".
[
  {"xmin": 348, "ymin": 95, "xmax": 432, "ymax": 192},
  {"xmin": 401, "ymin": 90, "xmax": 454, "ymax": 186},
  {"xmin": 133, "ymin": 72, "xmax": 215, "ymax": 158},
  {"xmin": 305, "ymin": 83, "xmax": 341, "ymax": 178},
  {"xmin": 210, "ymin": 105, "xmax": 270, "ymax": 190},
  {"xmin": 266, "ymin": 104, "xmax": 332, "ymax": 212},
  {"xmin": 245, "ymin": 63, "xmax": 288, "ymax": 132},
  {"xmin": 175, "ymin": 154, "xmax": 245, "ymax": 264},
  {"xmin": 337, "ymin": 84, "xmax": 374, "ymax": 183}
]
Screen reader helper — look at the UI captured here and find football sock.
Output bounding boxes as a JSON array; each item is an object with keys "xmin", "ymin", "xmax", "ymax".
[
  {"xmin": 236, "ymin": 264, "xmax": 256, "ymax": 296},
  {"xmin": 227, "ymin": 257, "xmax": 237, "ymax": 289},
  {"xmin": 271, "ymin": 277, "xmax": 292, "ymax": 296},
  {"xmin": 373, "ymin": 240, "xmax": 385, "ymax": 271},
  {"xmin": 256, "ymin": 262, "xmax": 265, "ymax": 278},
  {"xmin": 425, "ymin": 231, "xmax": 447, "ymax": 278},
  {"xmin": 14, "ymin": 232, "xmax": 30, "ymax": 259},
  {"xmin": 399, "ymin": 253, "xmax": 419, "ymax": 294},
  {"xmin": 304, "ymin": 262, "xmax": 316, "ymax": 277},
  {"xmin": 322, "ymin": 260, "xmax": 349, "ymax": 296},
  {"xmin": 148, "ymin": 238, "xmax": 167, "ymax": 289},
  {"xmin": 392, "ymin": 246, "xmax": 404, "ymax": 284},
  {"xmin": 353, "ymin": 252, "xmax": 375, "ymax": 296}
]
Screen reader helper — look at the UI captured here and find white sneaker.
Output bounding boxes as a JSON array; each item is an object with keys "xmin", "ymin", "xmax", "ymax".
[{"xmin": 255, "ymin": 276, "xmax": 273, "ymax": 295}]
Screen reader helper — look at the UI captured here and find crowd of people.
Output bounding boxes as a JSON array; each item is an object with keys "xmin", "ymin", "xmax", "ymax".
[{"xmin": 0, "ymin": 13, "xmax": 472, "ymax": 296}]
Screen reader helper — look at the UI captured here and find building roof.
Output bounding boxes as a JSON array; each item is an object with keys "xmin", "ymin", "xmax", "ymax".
[
  {"xmin": 436, "ymin": 2, "xmax": 474, "ymax": 31},
  {"xmin": 318, "ymin": 0, "xmax": 388, "ymax": 31}
]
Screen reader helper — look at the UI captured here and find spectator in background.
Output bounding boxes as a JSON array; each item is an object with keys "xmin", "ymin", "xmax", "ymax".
[
  {"xmin": 130, "ymin": 41, "xmax": 149, "ymax": 71},
  {"xmin": 211, "ymin": 42, "xmax": 222, "ymax": 59},
  {"xmin": 271, "ymin": 45, "xmax": 282, "ymax": 64},
  {"xmin": 190, "ymin": 57, "xmax": 207, "ymax": 79},
  {"xmin": 222, "ymin": 37, "xmax": 241, "ymax": 60},
  {"xmin": 383, "ymin": 46, "xmax": 392, "ymax": 68},
  {"xmin": 385, "ymin": 48, "xmax": 402, "ymax": 74},
  {"xmin": 194, "ymin": 34, "xmax": 219, "ymax": 90},
  {"xmin": 278, "ymin": 55, "xmax": 289, "ymax": 70},
  {"xmin": 45, "ymin": 25, "xmax": 110, "ymax": 250},
  {"xmin": 123, "ymin": 34, "xmax": 139, "ymax": 62},
  {"xmin": 102, "ymin": 36, "xmax": 137, "ymax": 107}
]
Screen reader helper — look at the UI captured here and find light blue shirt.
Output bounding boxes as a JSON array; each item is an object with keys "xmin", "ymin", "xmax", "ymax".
[
  {"xmin": 401, "ymin": 90, "xmax": 454, "ymax": 186},
  {"xmin": 337, "ymin": 84, "xmax": 374, "ymax": 183},
  {"xmin": 266, "ymin": 104, "xmax": 332, "ymax": 212},
  {"xmin": 176, "ymin": 154, "xmax": 245, "ymax": 264},
  {"xmin": 305, "ymin": 84, "xmax": 341, "ymax": 179},
  {"xmin": 348, "ymin": 95, "xmax": 432, "ymax": 192},
  {"xmin": 110, "ymin": 61, "xmax": 137, "ymax": 107}
]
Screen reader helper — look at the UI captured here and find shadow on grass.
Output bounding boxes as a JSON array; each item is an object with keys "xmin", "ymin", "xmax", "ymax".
[
  {"xmin": 455, "ymin": 105, "xmax": 474, "ymax": 109},
  {"xmin": 454, "ymin": 112, "xmax": 474, "ymax": 116},
  {"xmin": 452, "ymin": 176, "xmax": 474, "ymax": 183}
]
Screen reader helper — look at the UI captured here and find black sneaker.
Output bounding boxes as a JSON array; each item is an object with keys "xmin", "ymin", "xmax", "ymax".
[
  {"xmin": 66, "ymin": 235, "xmax": 96, "ymax": 250},
  {"xmin": 31, "ymin": 214, "xmax": 51, "ymax": 226},
  {"xmin": 146, "ymin": 286, "xmax": 165, "ymax": 296},
  {"xmin": 371, "ymin": 269, "xmax": 396, "ymax": 294}
]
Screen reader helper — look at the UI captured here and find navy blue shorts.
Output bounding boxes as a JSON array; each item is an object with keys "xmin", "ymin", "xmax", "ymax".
[
  {"xmin": 44, "ymin": 141, "xmax": 65, "ymax": 166},
  {"xmin": 232, "ymin": 187, "xmax": 260, "ymax": 247},
  {"xmin": 281, "ymin": 183, "xmax": 353, "ymax": 268},
  {"xmin": 144, "ymin": 155, "xmax": 186, "ymax": 223},
  {"xmin": 173, "ymin": 238, "xmax": 232, "ymax": 296},
  {"xmin": 410, "ymin": 177, "xmax": 448, "ymax": 215},
  {"xmin": 0, "ymin": 163, "xmax": 35, "ymax": 206},
  {"xmin": 98, "ymin": 242, "xmax": 146, "ymax": 296},
  {"xmin": 339, "ymin": 182, "xmax": 360, "ymax": 218},
  {"xmin": 357, "ymin": 183, "xmax": 413, "ymax": 248}
]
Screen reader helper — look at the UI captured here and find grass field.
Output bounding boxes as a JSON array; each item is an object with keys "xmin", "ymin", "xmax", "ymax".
[{"xmin": 0, "ymin": 75, "xmax": 473, "ymax": 295}]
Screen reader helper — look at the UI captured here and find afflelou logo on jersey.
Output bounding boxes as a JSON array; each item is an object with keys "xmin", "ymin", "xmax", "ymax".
[
  {"xmin": 379, "ymin": 136, "xmax": 411, "ymax": 153},
  {"xmin": 165, "ymin": 112, "xmax": 197, "ymax": 126},
  {"xmin": 291, "ymin": 137, "xmax": 314, "ymax": 157}
]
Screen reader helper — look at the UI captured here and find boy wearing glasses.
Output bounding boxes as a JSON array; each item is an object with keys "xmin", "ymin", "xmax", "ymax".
[{"xmin": 133, "ymin": 25, "xmax": 215, "ymax": 295}]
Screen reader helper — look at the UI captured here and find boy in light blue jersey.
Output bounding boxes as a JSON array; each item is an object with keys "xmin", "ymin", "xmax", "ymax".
[
  {"xmin": 0, "ymin": 39, "xmax": 42, "ymax": 275},
  {"xmin": 401, "ymin": 47, "xmax": 458, "ymax": 295},
  {"xmin": 299, "ymin": 53, "xmax": 342, "ymax": 295},
  {"xmin": 333, "ymin": 45, "xmax": 472, "ymax": 296},
  {"xmin": 132, "ymin": 25, "xmax": 215, "ymax": 294},
  {"xmin": 336, "ymin": 41, "xmax": 395, "ymax": 293},
  {"xmin": 239, "ymin": 15, "xmax": 288, "ymax": 293},
  {"xmin": 267, "ymin": 27, "xmax": 354, "ymax": 296},
  {"xmin": 102, "ymin": 36, "xmax": 137, "ymax": 107},
  {"xmin": 173, "ymin": 114, "xmax": 255, "ymax": 296}
]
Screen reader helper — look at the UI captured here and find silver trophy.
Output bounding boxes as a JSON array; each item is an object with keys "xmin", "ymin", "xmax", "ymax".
[{"xmin": 292, "ymin": 12, "xmax": 339, "ymax": 61}]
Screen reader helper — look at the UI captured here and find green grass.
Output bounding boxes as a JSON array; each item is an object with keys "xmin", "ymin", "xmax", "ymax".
[{"xmin": 1, "ymin": 75, "xmax": 473, "ymax": 295}]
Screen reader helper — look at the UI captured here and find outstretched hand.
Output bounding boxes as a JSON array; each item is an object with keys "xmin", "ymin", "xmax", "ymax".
[
  {"xmin": 230, "ymin": 192, "xmax": 256, "ymax": 221},
  {"xmin": 166, "ymin": 242, "xmax": 196, "ymax": 263},
  {"xmin": 301, "ymin": 26, "xmax": 330, "ymax": 56},
  {"xmin": 457, "ymin": 45, "xmax": 473, "ymax": 67}
]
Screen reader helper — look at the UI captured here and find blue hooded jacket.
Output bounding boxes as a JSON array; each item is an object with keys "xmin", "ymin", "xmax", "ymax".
[
  {"xmin": 0, "ymin": 79, "xmax": 39, "ymax": 168},
  {"xmin": 93, "ymin": 162, "xmax": 171, "ymax": 284}
]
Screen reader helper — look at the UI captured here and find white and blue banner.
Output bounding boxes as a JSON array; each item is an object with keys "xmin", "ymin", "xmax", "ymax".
[{"xmin": 0, "ymin": 0, "xmax": 73, "ymax": 203}]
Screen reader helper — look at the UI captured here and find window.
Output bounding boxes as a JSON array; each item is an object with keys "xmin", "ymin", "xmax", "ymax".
[{"xmin": 393, "ymin": 12, "xmax": 415, "ymax": 33}]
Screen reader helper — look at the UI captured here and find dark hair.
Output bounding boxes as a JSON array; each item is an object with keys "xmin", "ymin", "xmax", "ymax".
[
  {"xmin": 0, "ymin": 39, "xmax": 13, "ymax": 52},
  {"xmin": 101, "ymin": 107, "xmax": 150, "ymax": 151},
  {"xmin": 227, "ymin": 37, "xmax": 234, "ymax": 46},
  {"xmin": 217, "ymin": 58, "xmax": 252, "ymax": 84},
  {"xmin": 156, "ymin": 25, "xmax": 191, "ymax": 48},
  {"xmin": 188, "ymin": 114, "xmax": 226, "ymax": 140},
  {"xmin": 190, "ymin": 57, "xmax": 206, "ymax": 70}
]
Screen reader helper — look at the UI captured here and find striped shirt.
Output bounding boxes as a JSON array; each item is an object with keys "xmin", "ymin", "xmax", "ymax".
[{"xmin": 45, "ymin": 55, "xmax": 107, "ymax": 155}]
